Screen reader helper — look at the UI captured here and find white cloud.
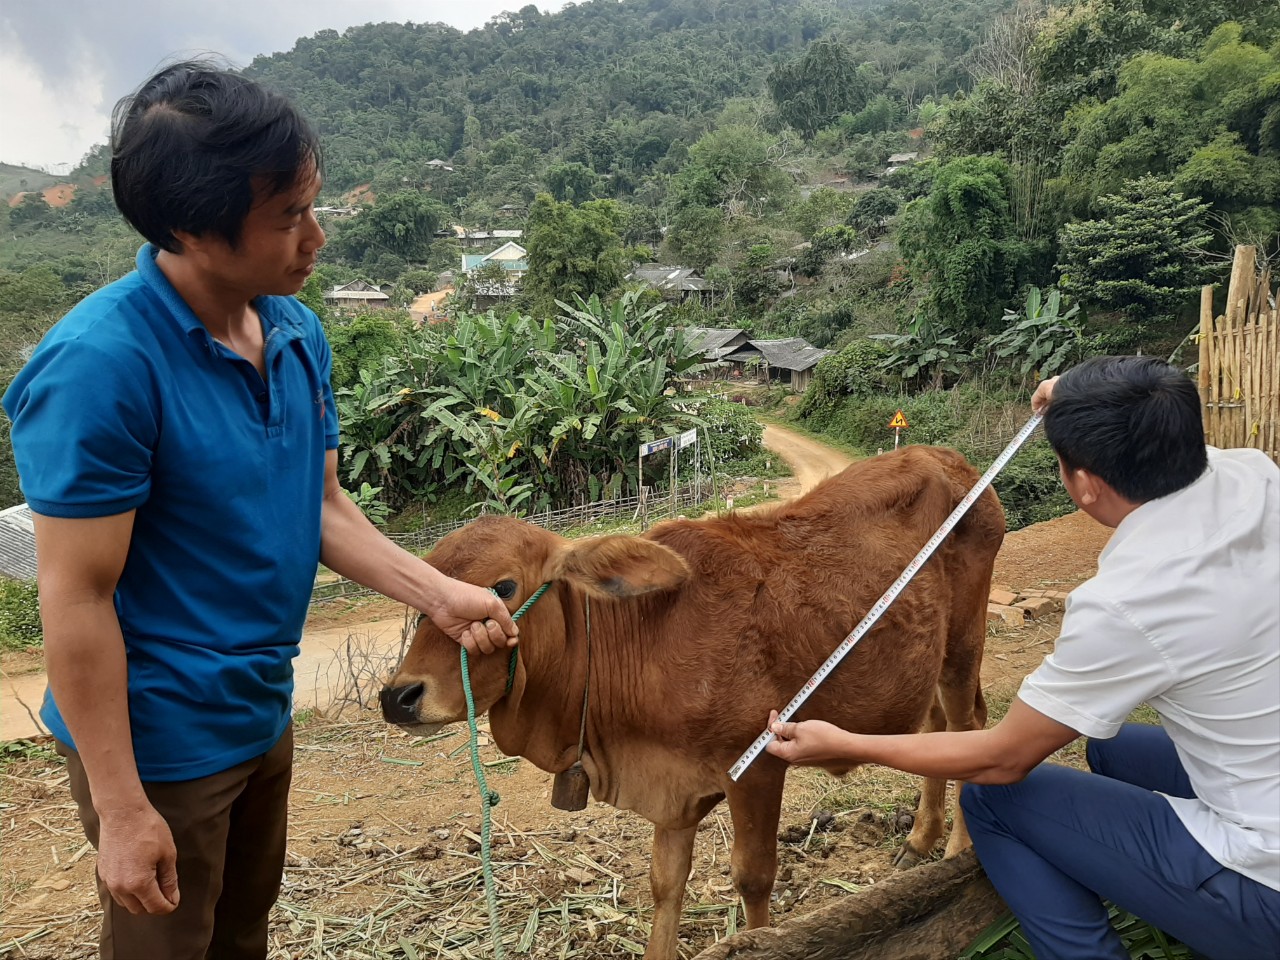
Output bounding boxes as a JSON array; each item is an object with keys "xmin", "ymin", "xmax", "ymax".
[
  {"xmin": 0, "ymin": 0, "xmax": 564, "ymax": 170},
  {"xmin": 0, "ymin": 22, "xmax": 108, "ymax": 170}
]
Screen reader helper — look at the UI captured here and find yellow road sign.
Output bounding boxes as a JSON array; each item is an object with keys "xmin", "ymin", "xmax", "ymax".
[{"xmin": 888, "ymin": 410, "xmax": 910, "ymax": 429}]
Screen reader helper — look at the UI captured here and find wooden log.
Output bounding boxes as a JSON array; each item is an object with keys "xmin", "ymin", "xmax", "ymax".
[
  {"xmin": 691, "ymin": 851, "xmax": 1006, "ymax": 960},
  {"xmin": 1226, "ymin": 245, "xmax": 1255, "ymax": 324}
]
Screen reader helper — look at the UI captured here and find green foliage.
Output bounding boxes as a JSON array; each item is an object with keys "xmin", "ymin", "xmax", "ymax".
[
  {"xmin": 9, "ymin": 193, "xmax": 54, "ymax": 228},
  {"xmin": 0, "ymin": 266, "xmax": 74, "ymax": 316},
  {"xmin": 986, "ymin": 287, "xmax": 1086, "ymax": 384},
  {"xmin": 798, "ymin": 386, "xmax": 1074, "ymax": 531},
  {"xmin": 0, "ymin": 578, "xmax": 42, "ymax": 651},
  {"xmin": 874, "ymin": 314, "xmax": 975, "ymax": 391},
  {"xmin": 898, "ymin": 155, "xmax": 1031, "ymax": 337},
  {"xmin": 839, "ymin": 95, "xmax": 903, "ymax": 137},
  {"xmin": 0, "ymin": 739, "xmax": 60, "ymax": 765},
  {"xmin": 665, "ymin": 205, "xmax": 724, "ymax": 270},
  {"xmin": 1058, "ymin": 24, "xmax": 1280, "ymax": 201},
  {"xmin": 795, "ymin": 338, "xmax": 891, "ymax": 421},
  {"xmin": 767, "ymin": 39, "xmax": 874, "ymax": 140},
  {"xmin": 524, "ymin": 194, "xmax": 627, "ymax": 313},
  {"xmin": 1057, "ymin": 176, "xmax": 1215, "ymax": 321},
  {"xmin": 345, "ymin": 481, "xmax": 392, "ymax": 526},
  {"xmin": 333, "ymin": 191, "xmax": 447, "ymax": 264},
  {"xmin": 992, "ymin": 439, "xmax": 1077, "ymax": 531},
  {"xmin": 337, "ymin": 292, "xmax": 705, "ymax": 512},
  {"xmin": 322, "ymin": 312, "xmax": 408, "ymax": 393},
  {"xmin": 687, "ymin": 396, "xmax": 764, "ymax": 466},
  {"xmin": 846, "ymin": 188, "xmax": 901, "ymax": 235},
  {"xmin": 546, "ymin": 162, "xmax": 604, "ymax": 203},
  {"xmin": 793, "ymin": 188, "xmax": 856, "ymax": 239}
]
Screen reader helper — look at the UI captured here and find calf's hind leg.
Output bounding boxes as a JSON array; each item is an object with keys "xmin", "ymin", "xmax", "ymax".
[{"xmin": 893, "ymin": 694, "xmax": 950, "ymax": 869}]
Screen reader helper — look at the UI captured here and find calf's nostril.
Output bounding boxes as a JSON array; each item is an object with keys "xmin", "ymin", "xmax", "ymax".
[{"xmin": 379, "ymin": 682, "xmax": 425, "ymax": 723}]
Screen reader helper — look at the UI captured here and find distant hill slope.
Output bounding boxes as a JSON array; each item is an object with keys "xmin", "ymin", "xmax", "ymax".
[
  {"xmin": 0, "ymin": 164, "xmax": 61, "ymax": 202},
  {"xmin": 245, "ymin": 0, "xmax": 1010, "ymax": 191}
]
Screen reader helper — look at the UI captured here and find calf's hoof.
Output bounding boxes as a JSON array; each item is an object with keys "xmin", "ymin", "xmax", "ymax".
[{"xmin": 891, "ymin": 842, "xmax": 928, "ymax": 870}]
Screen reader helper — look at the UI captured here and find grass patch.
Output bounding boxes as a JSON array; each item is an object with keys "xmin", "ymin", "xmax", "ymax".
[
  {"xmin": 962, "ymin": 905, "xmax": 1193, "ymax": 959},
  {"xmin": 0, "ymin": 578, "xmax": 41, "ymax": 651},
  {"xmin": 0, "ymin": 738, "xmax": 59, "ymax": 766}
]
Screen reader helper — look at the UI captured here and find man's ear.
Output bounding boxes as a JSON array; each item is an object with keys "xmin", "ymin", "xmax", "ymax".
[
  {"xmin": 551, "ymin": 535, "xmax": 688, "ymax": 598},
  {"xmin": 1072, "ymin": 467, "xmax": 1104, "ymax": 506}
]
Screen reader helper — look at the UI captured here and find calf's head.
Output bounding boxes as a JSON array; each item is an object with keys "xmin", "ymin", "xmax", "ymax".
[{"xmin": 380, "ymin": 515, "xmax": 688, "ymax": 732}]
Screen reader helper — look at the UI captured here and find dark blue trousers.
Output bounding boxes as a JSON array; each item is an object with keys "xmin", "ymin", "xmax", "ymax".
[{"xmin": 962, "ymin": 724, "xmax": 1280, "ymax": 960}]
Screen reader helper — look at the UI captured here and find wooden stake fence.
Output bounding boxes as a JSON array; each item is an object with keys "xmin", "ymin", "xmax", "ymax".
[{"xmin": 1198, "ymin": 245, "xmax": 1279, "ymax": 463}]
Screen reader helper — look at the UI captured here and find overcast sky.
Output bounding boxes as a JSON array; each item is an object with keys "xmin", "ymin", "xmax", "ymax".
[{"xmin": 0, "ymin": 0, "xmax": 566, "ymax": 171}]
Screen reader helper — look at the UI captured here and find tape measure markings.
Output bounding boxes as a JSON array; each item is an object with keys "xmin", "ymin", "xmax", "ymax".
[{"xmin": 727, "ymin": 414, "xmax": 1044, "ymax": 781}]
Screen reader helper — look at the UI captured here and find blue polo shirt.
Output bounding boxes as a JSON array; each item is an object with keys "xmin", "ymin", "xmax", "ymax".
[{"xmin": 3, "ymin": 245, "xmax": 339, "ymax": 780}]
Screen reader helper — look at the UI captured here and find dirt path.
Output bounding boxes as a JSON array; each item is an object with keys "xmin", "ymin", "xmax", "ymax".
[{"xmin": 760, "ymin": 422, "xmax": 854, "ymax": 497}]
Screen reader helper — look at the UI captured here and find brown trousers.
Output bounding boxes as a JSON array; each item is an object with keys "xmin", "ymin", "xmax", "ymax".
[{"xmin": 58, "ymin": 725, "xmax": 293, "ymax": 960}]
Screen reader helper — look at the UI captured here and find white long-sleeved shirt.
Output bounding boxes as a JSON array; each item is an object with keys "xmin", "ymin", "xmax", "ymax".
[{"xmin": 1020, "ymin": 447, "xmax": 1280, "ymax": 891}]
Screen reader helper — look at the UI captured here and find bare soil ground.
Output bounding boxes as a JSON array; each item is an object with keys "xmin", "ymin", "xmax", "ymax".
[{"xmin": 0, "ymin": 430, "xmax": 1111, "ymax": 959}]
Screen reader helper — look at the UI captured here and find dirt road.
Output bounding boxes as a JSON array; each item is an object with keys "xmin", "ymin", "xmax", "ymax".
[{"xmin": 760, "ymin": 422, "xmax": 854, "ymax": 496}]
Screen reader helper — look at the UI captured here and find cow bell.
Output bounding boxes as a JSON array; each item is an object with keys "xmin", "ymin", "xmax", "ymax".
[{"xmin": 551, "ymin": 761, "xmax": 590, "ymax": 811}]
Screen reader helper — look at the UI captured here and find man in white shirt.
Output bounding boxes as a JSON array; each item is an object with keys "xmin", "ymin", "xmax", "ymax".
[{"xmin": 765, "ymin": 356, "xmax": 1280, "ymax": 959}]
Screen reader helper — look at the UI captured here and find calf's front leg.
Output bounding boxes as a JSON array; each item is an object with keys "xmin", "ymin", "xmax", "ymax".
[{"xmin": 645, "ymin": 824, "xmax": 697, "ymax": 960}]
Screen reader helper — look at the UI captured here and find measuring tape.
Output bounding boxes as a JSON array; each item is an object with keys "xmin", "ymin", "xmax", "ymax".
[{"xmin": 728, "ymin": 414, "xmax": 1044, "ymax": 781}]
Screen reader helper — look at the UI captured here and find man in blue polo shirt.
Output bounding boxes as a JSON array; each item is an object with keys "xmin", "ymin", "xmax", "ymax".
[{"xmin": 3, "ymin": 62, "xmax": 520, "ymax": 960}]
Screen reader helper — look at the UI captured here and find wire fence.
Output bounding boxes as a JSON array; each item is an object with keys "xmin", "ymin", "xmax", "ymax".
[{"xmin": 310, "ymin": 481, "xmax": 719, "ymax": 604}]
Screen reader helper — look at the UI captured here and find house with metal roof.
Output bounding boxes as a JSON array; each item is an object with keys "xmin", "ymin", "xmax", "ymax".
[
  {"xmin": 722, "ymin": 337, "xmax": 833, "ymax": 393},
  {"xmin": 460, "ymin": 242, "xmax": 528, "ymax": 306},
  {"xmin": 626, "ymin": 264, "xmax": 713, "ymax": 305},
  {"xmin": 323, "ymin": 280, "xmax": 391, "ymax": 312},
  {"xmin": 684, "ymin": 327, "xmax": 750, "ymax": 363},
  {"xmin": 0, "ymin": 504, "xmax": 36, "ymax": 581}
]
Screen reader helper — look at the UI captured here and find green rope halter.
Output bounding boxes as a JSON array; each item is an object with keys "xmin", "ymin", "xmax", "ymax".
[{"xmin": 460, "ymin": 581, "xmax": 550, "ymax": 959}]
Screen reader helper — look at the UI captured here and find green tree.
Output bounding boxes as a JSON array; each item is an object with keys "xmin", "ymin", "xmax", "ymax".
[
  {"xmin": 898, "ymin": 155, "xmax": 1030, "ymax": 337},
  {"xmin": 337, "ymin": 191, "xmax": 447, "ymax": 263},
  {"xmin": 322, "ymin": 312, "xmax": 407, "ymax": 392},
  {"xmin": 523, "ymin": 194, "xmax": 627, "ymax": 312},
  {"xmin": 9, "ymin": 193, "xmax": 54, "ymax": 227},
  {"xmin": 664, "ymin": 205, "xmax": 723, "ymax": 270},
  {"xmin": 767, "ymin": 39, "xmax": 873, "ymax": 139},
  {"xmin": 546, "ymin": 161, "xmax": 603, "ymax": 202},
  {"xmin": 846, "ymin": 187, "xmax": 901, "ymax": 235},
  {"xmin": 1057, "ymin": 175, "xmax": 1214, "ymax": 323}
]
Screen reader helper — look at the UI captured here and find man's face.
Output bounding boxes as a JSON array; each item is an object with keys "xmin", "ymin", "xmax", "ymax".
[{"xmin": 196, "ymin": 164, "xmax": 326, "ymax": 298}]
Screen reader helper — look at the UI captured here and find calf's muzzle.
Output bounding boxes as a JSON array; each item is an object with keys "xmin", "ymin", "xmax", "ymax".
[{"xmin": 380, "ymin": 682, "xmax": 425, "ymax": 725}]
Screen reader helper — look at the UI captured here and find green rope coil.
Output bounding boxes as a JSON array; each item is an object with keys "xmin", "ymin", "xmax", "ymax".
[{"xmin": 460, "ymin": 582, "xmax": 550, "ymax": 959}]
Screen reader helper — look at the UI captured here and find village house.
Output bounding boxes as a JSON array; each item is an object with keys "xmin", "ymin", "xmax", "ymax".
[
  {"xmin": 880, "ymin": 151, "xmax": 920, "ymax": 178},
  {"xmin": 683, "ymin": 327, "xmax": 751, "ymax": 365},
  {"xmin": 460, "ymin": 241, "xmax": 528, "ymax": 307},
  {"xmin": 626, "ymin": 263, "xmax": 714, "ymax": 305},
  {"xmin": 323, "ymin": 280, "xmax": 391, "ymax": 312},
  {"xmin": 722, "ymin": 337, "xmax": 832, "ymax": 393}
]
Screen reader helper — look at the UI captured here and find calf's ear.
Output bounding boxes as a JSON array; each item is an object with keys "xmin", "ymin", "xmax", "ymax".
[{"xmin": 551, "ymin": 536, "xmax": 688, "ymax": 598}]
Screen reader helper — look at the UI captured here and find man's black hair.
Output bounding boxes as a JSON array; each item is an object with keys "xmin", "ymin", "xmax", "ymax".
[
  {"xmin": 110, "ymin": 60, "xmax": 321, "ymax": 252},
  {"xmin": 1044, "ymin": 356, "xmax": 1207, "ymax": 503}
]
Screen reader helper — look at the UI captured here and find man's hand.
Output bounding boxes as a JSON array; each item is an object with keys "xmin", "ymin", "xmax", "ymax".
[
  {"xmin": 1032, "ymin": 376, "xmax": 1059, "ymax": 415},
  {"xmin": 764, "ymin": 710, "xmax": 857, "ymax": 766},
  {"xmin": 96, "ymin": 802, "xmax": 179, "ymax": 915},
  {"xmin": 425, "ymin": 577, "xmax": 519, "ymax": 656}
]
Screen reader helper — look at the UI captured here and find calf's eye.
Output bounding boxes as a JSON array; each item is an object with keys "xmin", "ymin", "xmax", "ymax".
[{"xmin": 493, "ymin": 579, "xmax": 518, "ymax": 600}]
